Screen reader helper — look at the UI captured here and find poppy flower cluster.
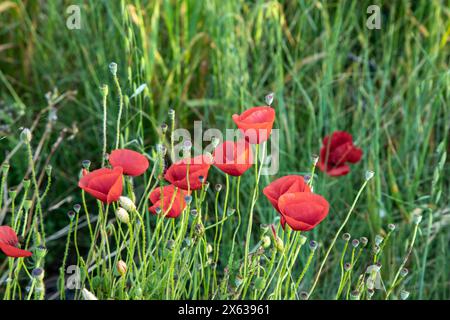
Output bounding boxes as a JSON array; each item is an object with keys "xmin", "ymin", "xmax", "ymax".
[
  {"xmin": 79, "ymin": 149, "xmax": 149, "ymax": 203},
  {"xmin": 0, "ymin": 226, "xmax": 32, "ymax": 258}
]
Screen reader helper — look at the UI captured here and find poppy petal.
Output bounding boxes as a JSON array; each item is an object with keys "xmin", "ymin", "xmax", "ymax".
[
  {"xmin": 109, "ymin": 149, "xmax": 149, "ymax": 176},
  {"xmin": 0, "ymin": 243, "xmax": 32, "ymax": 258}
]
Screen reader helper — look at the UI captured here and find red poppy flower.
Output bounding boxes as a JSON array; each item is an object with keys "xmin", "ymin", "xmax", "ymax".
[
  {"xmin": 317, "ymin": 131, "xmax": 363, "ymax": 176},
  {"xmin": 277, "ymin": 192, "xmax": 329, "ymax": 231},
  {"xmin": 213, "ymin": 140, "xmax": 253, "ymax": 176},
  {"xmin": 0, "ymin": 226, "xmax": 32, "ymax": 258},
  {"xmin": 149, "ymin": 185, "xmax": 189, "ymax": 218},
  {"xmin": 164, "ymin": 155, "xmax": 211, "ymax": 190},
  {"xmin": 78, "ymin": 167, "xmax": 123, "ymax": 203},
  {"xmin": 263, "ymin": 175, "xmax": 311, "ymax": 212},
  {"xmin": 109, "ymin": 149, "xmax": 149, "ymax": 176},
  {"xmin": 232, "ymin": 106, "xmax": 275, "ymax": 144}
]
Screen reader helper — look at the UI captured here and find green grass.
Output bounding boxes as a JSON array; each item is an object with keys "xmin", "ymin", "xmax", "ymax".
[{"xmin": 0, "ymin": 0, "xmax": 448, "ymax": 300}]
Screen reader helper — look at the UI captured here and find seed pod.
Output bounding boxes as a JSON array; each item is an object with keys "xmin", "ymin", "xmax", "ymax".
[
  {"xmin": 190, "ymin": 209, "xmax": 198, "ymax": 217},
  {"xmin": 365, "ymin": 170, "xmax": 375, "ymax": 181},
  {"xmin": 81, "ymin": 160, "xmax": 91, "ymax": 170},
  {"xmin": 309, "ymin": 240, "xmax": 318, "ymax": 251},
  {"xmin": 400, "ymin": 268, "xmax": 409, "ymax": 277},
  {"xmin": 160, "ymin": 123, "xmax": 168, "ymax": 134},
  {"xmin": 299, "ymin": 291, "xmax": 309, "ymax": 300},
  {"xmin": 360, "ymin": 237, "xmax": 368, "ymax": 247},
  {"xmin": 73, "ymin": 204, "xmax": 81, "ymax": 213},
  {"xmin": 388, "ymin": 223, "xmax": 396, "ymax": 232},
  {"xmin": 400, "ymin": 290, "xmax": 410, "ymax": 300},
  {"xmin": 115, "ymin": 207, "xmax": 130, "ymax": 224},
  {"xmin": 350, "ymin": 290, "xmax": 360, "ymax": 300},
  {"xmin": 184, "ymin": 195, "xmax": 192, "ymax": 205},
  {"xmin": 299, "ymin": 235, "xmax": 307, "ymax": 246},
  {"xmin": 32, "ymin": 268, "xmax": 45, "ymax": 281},
  {"xmin": 168, "ymin": 108, "xmax": 175, "ymax": 119},
  {"xmin": 375, "ymin": 235, "xmax": 384, "ymax": 246},
  {"xmin": 214, "ymin": 184, "xmax": 222, "ymax": 192},
  {"xmin": 342, "ymin": 233, "xmax": 351, "ymax": 241},
  {"xmin": 34, "ymin": 245, "xmax": 47, "ymax": 259},
  {"xmin": 344, "ymin": 262, "xmax": 352, "ymax": 271},
  {"xmin": 100, "ymin": 84, "xmax": 109, "ymax": 96},
  {"xmin": 67, "ymin": 210, "xmax": 76, "ymax": 221},
  {"xmin": 352, "ymin": 239, "xmax": 360, "ymax": 248},
  {"xmin": 109, "ymin": 62, "xmax": 118, "ymax": 76}
]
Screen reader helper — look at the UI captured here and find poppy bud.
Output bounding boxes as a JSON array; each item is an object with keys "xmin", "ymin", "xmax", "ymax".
[
  {"xmin": 116, "ymin": 260, "xmax": 127, "ymax": 277},
  {"xmin": 119, "ymin": 196, "xmax": 136, "ymax": 212},
  {"xmin": 400, "ymin": 290, "xmax": 410, "ymax": 300},
  {"xmin": 115, "ymin": 207, "xmax": 130, "ymax": 224},
  {"xmin": 81, "ymin": 160, "xmax": 91, "ymax": 170},
  {"xmin": 109, "ymin": 62, "xmax": 118, "ymax": 76},
  {"xmin": 73, "ymin": 204, "xmax": 81, "ymax": 213},
  {"xmin": 67, "ymin": 210, "xmax": 76, "ymax": 221},
  {"xmin": 32, "ymin": 268, "xmax": 45, "ymax": 281},
  {"xmin": 375, "ymin": 235, "xmax": 384, "ymax": 246},
  {"xmin": 254, "ymin": 277, "xmax": 266, "ymax": 290},
  {"xmin": 342, "ymin": 233, "xmax": 351, "ymax": 241},
  {"xmin": 274, "ymin": 236, "xmax": 284, "ymax": 253},
  {"xmin": 388, "ymin": 223, "xmax": 396, "ymax": 231},
  {"xmin": 262, "ymin": 235, "xmax": 271, "ymax": 248},
  {"xmin": 215, "ymin": 184, "xmax": 222, "ymax": 192},
  {"xmin": 206, "ymin": 243, "xmax": 213, "ymax": 254},
  {"xmin": 299, "ymin": 235, "xmax": 307, "ymax": 246},
  {"xmin": 100, "ymin": 84, "xmax": 109, "ymax": 96},
  {"xmin": 2, "ymin": 162, "xmax": 9, "ymax": 175},
  {"xmin": 352, "ymin": 239, "xmax": 360, "ymax": 248},
  {"xmin": 309, "ymin": 240, "xmax": 318, "ymax": 251},
  {"xmin": 20, "ymin": 128, "xmax": 32, "ymax": 143},
  {"xmin": 365, "ymin": 170, "xmax": 375, "ymax": 181},
  {"xmin": 350, "ymin": 290, "xmax": 360, "ymax": 300},
  {"xmin": 265, "ymin": 92, "xmax": 274, "ymax": 106},
  {"xmin": 82, "ymin": 288, "xmax": 98, "ymax": 300},
  {"xmin": 360, "ymin": 237, "xmax": 368, "ymax": 247}
]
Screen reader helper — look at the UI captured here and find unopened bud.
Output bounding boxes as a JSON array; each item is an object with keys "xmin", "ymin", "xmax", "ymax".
[
  {"xmin": 206, "ymin": 243, "xmax": 213, "ymax": 254},
  {"xmin": 119, "ymin": 196, "xmax": 136, "ymax": 212},
  {"xmin": 109, "ymin": 62, "xmax": 118, "ymax": 76},
  {"xmin": 115, "ymin": 207, "xmax": 130, "ymax": 224},
  {"xmin": 275, "ymin": 236, "xmax": 284, "ymax": 253},
  {"xmin": 116, "ymin": 260, "xmax": 127, "ymax": 277},
  {"xmin": 20, "ymin": 128, "xmax": 32, "ymax": 143}
]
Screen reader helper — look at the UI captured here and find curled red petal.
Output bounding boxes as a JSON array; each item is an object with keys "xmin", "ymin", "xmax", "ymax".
[{"xmin": 109, "ymin": 149, "xmax": 149, "ymax": 176}]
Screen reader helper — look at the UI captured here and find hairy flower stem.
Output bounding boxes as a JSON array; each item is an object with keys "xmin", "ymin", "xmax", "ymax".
[
  {"xmin": 243, "ymin": 143, "xmax": 265, "ymax": 282},
  {"xmin": 113, "ymin": 73, "xmax": 124, "ymax": 149},
  {"xmin": 308, "ymin": 179, "xmax": 369, "ymax": 298},
  {"xmin": 59, "ymin": 218, "xmax": 74, "ymax": 300},
  {"xmin": 101, "ymin": 85, "xmax": 108, "ymax": 167}
]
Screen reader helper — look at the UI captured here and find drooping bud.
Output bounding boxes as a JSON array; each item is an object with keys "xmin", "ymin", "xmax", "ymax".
[
  {"xmin": 119, "ymin": 196, "xmax": 136, "ymax": 212},
  {"xmin": 227, "ymin": 208, "xmax": 236, "ymax": 217},
  {"xmin": 194, "ymin": 223, "xmax": 205, "ymax": 236},
  {"xmin": 115, "ymin": 207, "xmax": 130, "ymax": 224}
]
